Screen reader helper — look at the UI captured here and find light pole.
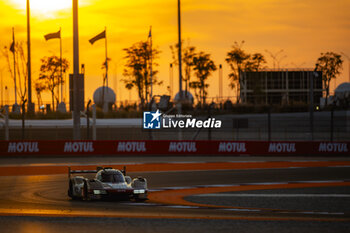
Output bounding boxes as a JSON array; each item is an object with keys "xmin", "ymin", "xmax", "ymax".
[
  {"xmin": 73, "ymin": 0, "xmax": 80, "ymax": 139},
  {"xmin": 177, "ymin": 0, "xmax": 183, "ymax": 140},
  {"xmin": 219, "ymin": 64, "xmax": 223, "ymax": 100},
  {"xmin": 178, "ymin": 0, "xmax": 183, "ymax": 99},
  {"xmin": 27, "ymin": 0, "xmax": 33, "ymax": 113}
]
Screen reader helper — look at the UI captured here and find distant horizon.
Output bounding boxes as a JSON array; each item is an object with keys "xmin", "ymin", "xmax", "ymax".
[{"xmin": 0, "ymin": 0, "xmax": 349, "ymax": 107}]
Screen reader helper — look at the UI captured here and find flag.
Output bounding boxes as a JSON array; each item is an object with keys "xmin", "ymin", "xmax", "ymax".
[
  {"xmin": 9, "ymin": 42, "xmax": 14, "ymax": 53},
  {"xmin": 89, "ymin": 30, "xmax": 106, "ymax": 45},
  {"xmin": 44, "ymin": 30, "xmax": 61, "ymax": 41},
  {"xmin": 148, "ymin": 26, "xmax": 152, "ymax": 38}
]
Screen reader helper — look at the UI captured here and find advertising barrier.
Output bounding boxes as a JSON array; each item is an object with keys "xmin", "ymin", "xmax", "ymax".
[{"xmin": 0, "ymin": 140, "xmax": 349, "ymax": 156}]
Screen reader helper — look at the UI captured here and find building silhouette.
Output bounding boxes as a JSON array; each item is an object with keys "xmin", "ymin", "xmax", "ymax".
[{"xmin": 239, "ymin": 69, "xmax": 323, "ymax": 105}]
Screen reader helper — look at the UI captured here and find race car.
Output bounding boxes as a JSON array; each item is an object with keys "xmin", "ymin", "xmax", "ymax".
[{"xmin": 68, "ymin": 166, "xmax": 148, "ymax": 201}]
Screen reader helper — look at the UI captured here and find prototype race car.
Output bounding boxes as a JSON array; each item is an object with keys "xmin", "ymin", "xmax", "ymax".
[{"xmin": 68, "ymin": 166, "xmax": 148, "ymax": 201}]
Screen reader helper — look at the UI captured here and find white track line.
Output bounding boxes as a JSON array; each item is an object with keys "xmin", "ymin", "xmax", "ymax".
[{"xmin": 195, "ymin": 194, "xmax": 350, "ymax": 197}]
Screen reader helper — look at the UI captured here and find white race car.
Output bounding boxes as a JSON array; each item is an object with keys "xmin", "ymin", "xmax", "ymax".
[{"xmin": 68, "ymin": 166, "xmax": 148, "ymax": 201}]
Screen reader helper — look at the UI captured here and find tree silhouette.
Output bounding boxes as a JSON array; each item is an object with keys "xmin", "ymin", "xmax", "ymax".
[
  {"xmin": 315, "ymin": 52, "xmax": 343, "ymax": 102},
  {"xmin": 247, "ymin": 53, "xmax": 267, "ymax": 71},
  {"xmin": 225, "ymin": 41, "xmax": 266, "ymax": 103},
  {"xmin": 190, "ymin": 51, "xmax": 217, "ymax": 106},
  {"xmin": 170, "ymin": 40, "xmax": 196, "ymax": 96},
  {"xmin": 123, "ymin": 41, "xmax": 161, "ymax": 108},
  {"xmin": 34, "ymin": 81, "xmax": 45, "ymax": 108},
  {"xmin": 2, "ymin": 42, "xmax": 28, "ymax": 105},
  {"xmin": 38, "ymin": 56, "xmax": 69, "ymax": 111}
]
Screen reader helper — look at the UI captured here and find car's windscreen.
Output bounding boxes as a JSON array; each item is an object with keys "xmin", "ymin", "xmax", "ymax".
[{"xmin": 101, "ymin": 173, "xmax": 125, "ymax": 183}]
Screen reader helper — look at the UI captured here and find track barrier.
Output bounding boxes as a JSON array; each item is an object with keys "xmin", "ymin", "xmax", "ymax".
[{"xmin": 0, "ymin": 140, "xmax": 349, "ymax": 156}]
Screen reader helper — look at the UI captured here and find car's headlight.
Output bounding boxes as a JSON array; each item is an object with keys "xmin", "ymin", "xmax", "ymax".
[
  {"xmin": 93, "ymin": 190, "xmax": 107, "ymax": 194},
  {"xmin": 133, "ymin": 189, "xmax": 145, "ymax": 194},
  {"xmin": 93, "ymin": 190, "xmax": 101, "ymax": 194}
]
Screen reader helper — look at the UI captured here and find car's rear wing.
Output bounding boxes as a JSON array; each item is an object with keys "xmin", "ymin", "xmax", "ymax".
[
  {"xmin": 68, "ymin": 166, "xmax": 126, "ymax": 178},
  {"xmin": 68, "ymin": 167, "xmax": 98, "ymax": 178}
]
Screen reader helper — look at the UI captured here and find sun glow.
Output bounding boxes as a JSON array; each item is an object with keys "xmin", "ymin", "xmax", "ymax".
[{"xmin": 11, "ymin": 0, "xmax": 72, "ymax": 16}]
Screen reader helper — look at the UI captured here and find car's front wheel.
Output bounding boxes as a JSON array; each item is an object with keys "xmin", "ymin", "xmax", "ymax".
[
  {"xmin": 68, "ymin": 180, "xmax": 74, "ymax": 198},
  {"xmin": 82, "ymin": 180, "xmax": 90, "ymax": 201}
]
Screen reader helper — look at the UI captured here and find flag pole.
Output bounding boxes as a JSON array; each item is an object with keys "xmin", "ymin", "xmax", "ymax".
[
  {"xmin": 72, "ymin": 0, "xmax": 81, "ymax": 140},
  {"xmin": 149, "ymin": 26, "xmax": 153, "ymax": 102},
  {"xmin": 178, "ymin": 0, "xmax": 183, "ymax": 99},
  {"xmin": 27, "ymin": 0, "xmax": 33, "ymax": 112},
  {"xmin": 12, "ymin": 27, "xmax": 17, "ymax": 105},
  {"xmin": 105, "ymin": 27, "xmax": 108, "ymax": 89},
  {"xmin": 60, "ymin": 27, "xmax": 63, "ymax": 103}
]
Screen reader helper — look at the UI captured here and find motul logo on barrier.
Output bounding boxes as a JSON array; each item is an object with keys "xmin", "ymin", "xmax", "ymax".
[
  {"xmin": 319, "ymin": 143, "xmax": 348, "ymax": 152},
  {"xmin": 268, "ymin": 143, "xmax": 296, "ymax": 152},
  {"xmin": 218, "ymin": 142, "xmax": 246, "ymax": 152},
  {"xmin": 7, "ymin": 142, "xmax": 39, "ymax": 153},
  {"xmin": 117, "ymin": 142, "xmax": 146, "ymax": 152},
  {"xmin": 64, "ymin": 142, "xmax": 94, "ymax": 152},
  {"xmin": 169, "ymin": 142, "xmax": 197, "ymax": 152}
]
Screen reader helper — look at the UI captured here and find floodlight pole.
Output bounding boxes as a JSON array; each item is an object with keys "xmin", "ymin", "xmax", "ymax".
[
  {"xmin": 149, "ymin": 26, "xmax": 153, "ymax": 102},
  {"xmin": 27, "ymin": 0, "xmax": 33, "ymax": 112},
  {"xmin": 73, "ymin": 0, "xmax": 81, "ymax": 139},
  {"xmin": 12, "ymin": 27, "xmax": 17, "ymax": 105},
  {"xmin": 178, "ymin": 0, "xmax": 183, "ymax": 99},
  {"xmin": 105, "ymin": 27, "xmax": 108, "ymax": 89},
  {"xmin": 177, "ymin": 0, "xmax": 183, "ymax": 140},
  {"xmin": 60, "ymin": 27, "xmax": 63, "ymax": 102},
  {"xmin": 219, "ymin": 64, "xmax": 223, "ymax": 100}
]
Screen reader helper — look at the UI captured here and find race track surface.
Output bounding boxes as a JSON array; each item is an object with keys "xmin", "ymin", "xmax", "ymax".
[{"xmin": 0, "ymin": 156, "xmax": 349, "ymax": 233}]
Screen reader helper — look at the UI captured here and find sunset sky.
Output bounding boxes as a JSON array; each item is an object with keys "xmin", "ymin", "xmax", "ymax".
[{"xmin": 0, "ymin": 0, "xmax": 349, "ymax": 106}]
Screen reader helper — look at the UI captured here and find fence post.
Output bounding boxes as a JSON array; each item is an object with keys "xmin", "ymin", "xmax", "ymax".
[
  {"xmin": 310, "ymin": 69, "xmax": 316, "ymax": 141},
  {"xmin": 177, "ymin": 103, "xmax": 182, "ymax": 140},
  {"xmin": 86, "ymin": 100, "xmax": 91, "ymax": 140},
  {"xmin": 330, "ymin": 107, "xmax": 334, "ymax": 142},
  {"xmin": 208, "ymin": 104, "xmax": 212, "ymax": 141},
  {"xmin": 21, "ymin": 100, "xmax": 27, "ymax": 140},
  {"xmin": 92, "ymin": 104, "xmax": 96, "ymax": 140},
  {"xmin": 5, "ymin": 106, "xmax": 9, "ymax": 140},
  {"xmin": 2, "ymin": 106, "xmax": 9, "ymax": 140},
  {"xmin": 267, "ymin": 107, "xmax": 271, "ymax": 141}
]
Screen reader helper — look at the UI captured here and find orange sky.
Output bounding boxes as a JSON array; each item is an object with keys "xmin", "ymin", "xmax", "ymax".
[{"xmin": 0, "ymin": 0, "xmax": 349, "ymax": 106}]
